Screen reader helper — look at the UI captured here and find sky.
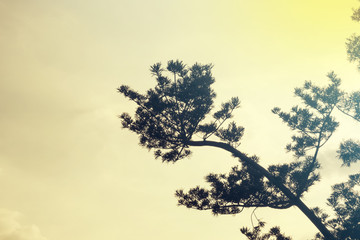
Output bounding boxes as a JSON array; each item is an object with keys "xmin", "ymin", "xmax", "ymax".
[{"xmin": 0, "ymin": 0, "xmax": 360, "ymax": 239}]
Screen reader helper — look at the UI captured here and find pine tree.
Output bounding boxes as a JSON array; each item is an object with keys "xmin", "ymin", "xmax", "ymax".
[
  {"xmin": 118, "ymin": 59, "xmax": 359, "ymax": 239},
  {"xmin": 118, "ymin": 6, "xmax": 360, "ymax": 240}
]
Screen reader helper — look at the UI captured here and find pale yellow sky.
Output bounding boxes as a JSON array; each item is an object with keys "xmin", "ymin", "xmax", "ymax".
[{"xmin": 0, "ymin": 0, "xmax": 360, "ymax": 239}]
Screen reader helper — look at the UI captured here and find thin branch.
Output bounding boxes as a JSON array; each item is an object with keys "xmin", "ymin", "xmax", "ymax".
[
  {"xmin": 204, "ymin": 107, "xmax": 236, "ymax": 140},
  {"xmin": 336, "ymin": 105, "xmax": 360, "ymax": 123}
]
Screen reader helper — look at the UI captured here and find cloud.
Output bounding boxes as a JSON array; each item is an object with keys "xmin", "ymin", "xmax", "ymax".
[{"xmin": 0, "ymin": 209, "xmax": 47, "ymax": 240}]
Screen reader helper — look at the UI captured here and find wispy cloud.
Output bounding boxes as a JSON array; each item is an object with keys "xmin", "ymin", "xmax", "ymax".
[{"xmin": 0, "ymin": 209, "xmax": 47, "ymax": 240}]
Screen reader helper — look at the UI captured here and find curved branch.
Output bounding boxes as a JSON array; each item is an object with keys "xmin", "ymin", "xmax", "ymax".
[{"xmin": 186, "ymin": 140, "xmax": 336, "ymax": 240}]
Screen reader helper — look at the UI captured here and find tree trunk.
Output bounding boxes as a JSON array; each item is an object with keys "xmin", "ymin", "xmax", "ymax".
[{"xmin": 187, "ymin": 140, "xmax": 336, "ymax": 240}]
